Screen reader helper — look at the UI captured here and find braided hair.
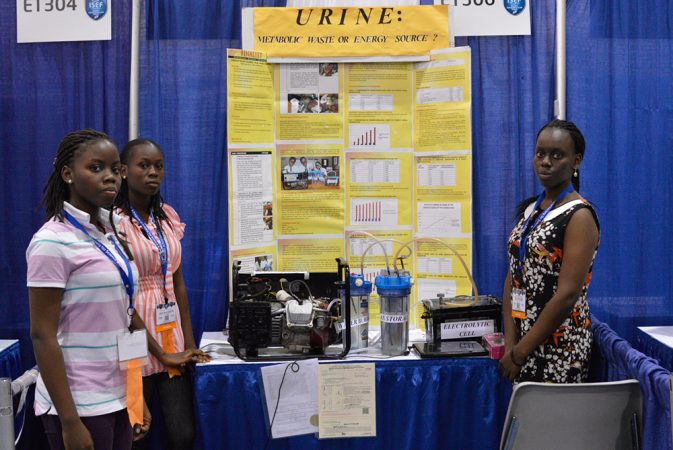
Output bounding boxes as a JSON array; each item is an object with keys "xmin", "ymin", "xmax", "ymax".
[
  {"xmin": 114, "ymin": 138, "xmax": 172, "ymax": 238},
  {"xmin": 515, "ymin": 119, "xmax": 587, "ymax": 220},
  {"xmin": 42, "ymin": 129, "xmax": 133, "ymax": 260},
  {"xmin": 43, "ymin": 129, "xmax": 110, "ymax": 220}
]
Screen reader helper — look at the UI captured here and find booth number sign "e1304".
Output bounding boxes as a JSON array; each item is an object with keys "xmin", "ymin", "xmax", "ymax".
[{"xmin": 17, "ymin": 0, "xmax": 112, "ymax": 43}]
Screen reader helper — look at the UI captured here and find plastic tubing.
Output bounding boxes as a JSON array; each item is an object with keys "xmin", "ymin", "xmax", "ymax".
[
  {"xmin": 326, "ymin": 298, "xmax": 341, "ymax": 313},
  {"xmin": 346, "ymin": 231, "xmax": 390, "ymax": 275},
  {"xmin": 393, "ymin": 237, "xmax": 479, "ymax": 304},
  {"xmin": 360, "ymin": 238, "xmax": 413, "ymax": 276}
]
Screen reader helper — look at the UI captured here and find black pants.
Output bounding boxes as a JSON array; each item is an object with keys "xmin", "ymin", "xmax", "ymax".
[
  {"xmin": 132, "ymin": 372, "xmax": 195, "ymax": 450},
  {"xmin": 42, "ymin": 409, "xmax": 133, "ymax": 450}
]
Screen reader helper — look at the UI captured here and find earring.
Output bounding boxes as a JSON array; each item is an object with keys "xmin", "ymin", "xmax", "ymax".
[
  {"xmin": 122, "ymin": 176, "xmax": 127, "ymax": 180},
  {"xmin": 67, "ymin": 179, "xmax": 73, "ymax": 184},
  {"xmin": 573, "ymin": 169, "xmax": 578, "ymax": 178}
]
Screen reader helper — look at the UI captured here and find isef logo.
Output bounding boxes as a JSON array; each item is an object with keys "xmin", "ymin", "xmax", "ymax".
[
  {"xmin": 504, "ymin": 0, "xmax": 525, "ymax": 16},
  {"xmin": 86, "ymin": 0, "xmax": 108, "ymax": 21}
]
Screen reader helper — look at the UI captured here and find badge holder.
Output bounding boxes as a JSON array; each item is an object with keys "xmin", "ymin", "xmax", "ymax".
[
  {"xmin": 156, "ymin": 302, "xmax": 181, "ymax": 377},
  {"xmin": 511, "ymin": 287, "xmax": 527, "ymax": 320},
  {"xmin": 118, "ymin": 328, "xmax": 148, "ymax": 428}
]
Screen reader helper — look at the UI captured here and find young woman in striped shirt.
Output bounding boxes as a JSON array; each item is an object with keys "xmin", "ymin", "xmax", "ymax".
[
  {"xmin": 27, "ymin": 129, "xmax": 151, "ymax": 450},
  {"xmin": 115, "ymin": 138, "xmax": 210, "ymax": 450}
]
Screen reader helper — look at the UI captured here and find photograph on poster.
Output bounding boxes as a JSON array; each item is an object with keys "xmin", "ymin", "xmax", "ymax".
[
  {"xmin": 263, "ymin": 201, "xmax": 273, "ymax": 230},
  {"xmin": 254, "ymin": 255, "xmax": 274, "ymax": 271},
  {"xmin": 319, "ymin": 63, "xmax": 338, "ymax": 77},
  {"xmin": 287, "ymin": 93, "xmax": 339, "ymax": 113},
  {"xmin": 281, "ymin": 156, "xmax": 340, "ymax": 190},
  {"xmin": 233, "ymin": 253, "xmax": 274, "ymax": 273}
]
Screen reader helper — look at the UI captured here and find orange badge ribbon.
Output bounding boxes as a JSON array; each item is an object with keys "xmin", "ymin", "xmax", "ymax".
[
  {"xmin": 157, "ymin": 321, "xmax": 181, "ymax": 378},
  {"xmin": 126, "ymin": 358, "xmax": 144, "ymax": 428}
]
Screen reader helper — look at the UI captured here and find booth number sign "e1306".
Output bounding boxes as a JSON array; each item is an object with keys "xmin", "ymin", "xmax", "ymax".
[{"xmin": 435, "ymin": 0, "xmax": 530, "ymax": 36}]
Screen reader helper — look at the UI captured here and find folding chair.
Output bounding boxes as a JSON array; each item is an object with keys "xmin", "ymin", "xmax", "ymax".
[{"xmin": 500, "ymin": 380, "xmax": 642, "ymax": 450}]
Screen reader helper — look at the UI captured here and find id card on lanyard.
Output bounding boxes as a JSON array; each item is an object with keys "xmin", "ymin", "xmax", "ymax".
[
  {"xmin": 511, "ymin": 288, "xmax": 527, "ymax": 319},
  {"xmin": 129, "ymin": 207, "xmax": 179, "ymax": 336},
  {"xmin": 64, "ymin": 211, "xmax": 148, "ymax": 364},
  {"xmin": 64, "ymin": 211, "xmax": 135, "ymax": 315},
  {"xmin": 512, "ymin": 185, "xmax": 574, "ymax": 320},
  {"xmin": 156, "ymin": 302, "xmax": 178, "ymax": 333},
  {"xmin": 130, "ymin": 206, "xmax": 168, "ymax": 298}
]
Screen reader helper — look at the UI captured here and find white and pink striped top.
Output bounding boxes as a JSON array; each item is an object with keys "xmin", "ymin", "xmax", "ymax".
[
  {"xmin": 26, "ymin": 202, "xmax": 139, "ymax": 417},
  {"xmin": 117, "ymin": 204, "xmax": 186, "ymax": 376}
]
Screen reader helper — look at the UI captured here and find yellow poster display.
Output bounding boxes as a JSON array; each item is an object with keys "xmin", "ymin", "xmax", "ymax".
[
  {"xmin": 414, "ymin": 47, "xmax": 472, "ymax": 152},
  {"xmin": 227, "ymin": 42, "xmax": 475, "ymax": 327},
  {"xmin": 345, "ymin": 151, "xmax": 413, "ymax": 227},
  {"xmin": 253, "ymin": 6, "xmax": 450, "ymax": 58},
  {"xmin": 344, "ymin": 63, "xmax": 413, "ymax": 149},
  {"xmin": 228, "ymin": 148, "xmax": 276, "ymax": 247},
  {"xmin": 278, "ymin": 237, "xmax": 344, "ymax": 272},
  {"xmin": 413, "ymin": 238, "xmax": 473, "ymax": 325},
  {"xmin": 231, "ymin": 245, "xmax": 278, "ymax": 273},
  {"xmin": 227, "ymin": 49, "xmax": 275, "ymax": 144},
  {"xmin": 276, "ymin": 64, "xmax": 343, "ymax": 141},
  {"xmin": 276, "ymin": 143, "xmax": 344, "ymax": 236},
  {"xmin": 415, "ymin": 152, "xmax": 472, "ymax": 200}
]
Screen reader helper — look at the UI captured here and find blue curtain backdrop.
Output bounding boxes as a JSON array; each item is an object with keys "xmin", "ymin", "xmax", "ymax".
[
  {"xmin": 566, "ymin": 0, "xmax": 673, "ymax": 342},
  {"xmin": 0, "ymin": 1, "xmax": 132, "ymax": 368},
  {"xmin": 139, "ymin": 0, "xmax": 286, "ymax": 346},
  {"xmin": 453, "ymin": 1, "xmax": 557, "ymax": 304},
  {"xmin": 0, "ymin": 0, "xmax": 672, "ymax": 393}
]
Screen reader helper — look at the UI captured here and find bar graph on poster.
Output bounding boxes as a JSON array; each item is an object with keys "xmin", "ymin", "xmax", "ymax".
[
  {"xmin": 349, "ymin": 124, "xmax": 391, "ymax": 148},
  {"xmin": 350, "ymin": 199, "xmax": 398, "ymax": 226}
]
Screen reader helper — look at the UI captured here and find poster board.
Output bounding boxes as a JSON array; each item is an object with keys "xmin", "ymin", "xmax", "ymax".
[{"xmin": 228, "ymin": 6, "xmax": 472, "ymax": 329}]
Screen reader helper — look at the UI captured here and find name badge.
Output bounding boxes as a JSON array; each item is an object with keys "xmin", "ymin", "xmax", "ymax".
[
  {"xmin": 511, "ymin": 288, "xmax": 526, "ymax": 319},
  {"xmin": 117, "ymin": 329, "xmax": 148, "ymax": 363},
  {"xmin": 156, "ymin": 302, "xmax": 178, "ymax": 327}
]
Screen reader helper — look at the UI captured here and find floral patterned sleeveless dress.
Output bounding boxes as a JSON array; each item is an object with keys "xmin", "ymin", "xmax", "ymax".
[{"xmin": 507, "ymin": 198, "xmax": 600, "ymax": 383}]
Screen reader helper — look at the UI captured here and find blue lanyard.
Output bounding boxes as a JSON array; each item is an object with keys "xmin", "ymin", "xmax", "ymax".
[
  {"xmin": 129, "ymin": 206, "xmax": 169, "ymax": 300},
  {"xmin": 64, "ymin": 211, "xmax": 135, "ymax": 312},
  {"xmin": 518, "ymin": 184, "xmax": 574, "ymax": 269}
]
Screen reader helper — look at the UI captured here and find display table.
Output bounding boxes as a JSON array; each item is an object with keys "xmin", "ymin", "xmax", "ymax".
[
  {"xmin": 194, "ymin": 332, "xmax": 512, "ymax": 450},
  {"xmin": 591, "ymin": 317, "xmax": 672, "ymax": 450},
  {"xmin": 0, "ymin": 339, "xmax": 21, "ymax": 380},
  {"xmin": 635, "ymin": 326, "xmax": 673, "ymax": 372}
]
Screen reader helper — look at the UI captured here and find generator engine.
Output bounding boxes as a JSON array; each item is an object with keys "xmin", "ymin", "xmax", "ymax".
[
  {"xmin": 228, "ymin": 259, "xmax": 351, "ymax": 360},
  {"xmin": 270, "ymin": 297, "xmax": 332, "ymax": 352}
]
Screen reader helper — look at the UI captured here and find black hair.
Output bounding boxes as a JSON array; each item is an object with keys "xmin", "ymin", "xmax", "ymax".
[
  {"xmin": 114, "ymin": 138, "xmax": 171, "ymax": 238},
  {"xmin": 43, "ymin": 129, "xmax": 133, "ymax": 260},
  {"xmin": 536, "ymin": 119, "xmax": 585, "ymax": 192},
  {"xmin": 515, "ymin": 119, "xmax": 587, "ymax": 220}
]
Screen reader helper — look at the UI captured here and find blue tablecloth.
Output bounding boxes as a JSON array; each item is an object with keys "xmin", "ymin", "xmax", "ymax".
[
  {"xmin": 591, "ymin": 316, "xmax": 672, "ymax": 450},
  {"xmin": 634, "ymin": 327, "xmax": 673, "ymax": 372},
  {"xmin": 194, "ymin": 357, "xmax": 512, "ymax": 450},
  {"xmin": 0, "ymin": 340, "xmax": 21, "ymax": 380}
]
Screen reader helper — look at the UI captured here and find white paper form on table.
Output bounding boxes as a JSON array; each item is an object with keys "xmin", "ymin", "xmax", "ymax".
[
  {"xmin": 318, "ymin": 363, "xmax": 376, "ymax": 439},
  {"xmin": 260, "ymin": 358, "xmax": 319, "ymax": 439}
]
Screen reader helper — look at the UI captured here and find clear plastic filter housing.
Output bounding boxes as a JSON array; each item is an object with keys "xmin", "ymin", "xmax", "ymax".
[
  {"xmin": 375, "ymin": 272, "xmax": 411, "ymax": 356},
  {"xmin": 348, "ymin": 274, "xmax": 372, "ymax": 350}
]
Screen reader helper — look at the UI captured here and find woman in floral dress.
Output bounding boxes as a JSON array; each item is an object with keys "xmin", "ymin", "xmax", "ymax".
[{"xmin": 499, "ymin": 120, "xmax": 600, "ymax": 383}]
